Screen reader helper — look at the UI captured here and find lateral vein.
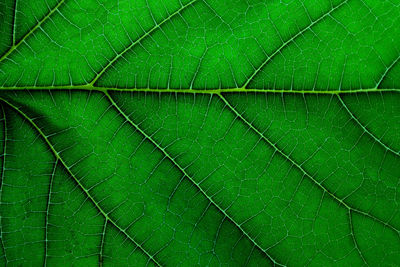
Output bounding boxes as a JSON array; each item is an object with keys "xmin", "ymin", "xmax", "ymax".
[
  {"xmin": 337, "ymin": 94, "xmax": 400, "ymax": 156},
  {"xmin": 242, "ymin": 0, "xmax": 350, "ymax": 88},
  {"xmin": 218, "ymin": 93, "xmax": 400, "ymax": 235},
  {"xmin": 0, "ymin": 0, "xmax": 68, "ymax": 63},
  {"xmin": 0, "ymin": 97, "xmax": 163, "ymax": 267},
  {"xmin": 105, "ymin": 91, "xmax": 286, "ymax": 267},
  {"xmin": 89, "ymin": 0, "xmax": 199, "ymax": 86}
]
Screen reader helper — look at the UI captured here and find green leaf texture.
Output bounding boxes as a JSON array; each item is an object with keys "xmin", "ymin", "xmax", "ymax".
[{"xmin": 0, "ymin": 0, "xmax": 399, "ymax": 266}]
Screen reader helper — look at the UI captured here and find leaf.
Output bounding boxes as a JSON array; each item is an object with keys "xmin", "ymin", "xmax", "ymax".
[{"xmin": 0, "ymin": 0, "xmax": 399, "ymax": 266}]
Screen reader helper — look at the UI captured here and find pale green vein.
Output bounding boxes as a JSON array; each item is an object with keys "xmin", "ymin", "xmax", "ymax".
[
  {"xmin": 0, "ymin": 0, "xmax": 67, "ymax": 63},
  {"xmin": 242, "ymin": 0, "xmax": 349, "ymax": 88},
  {"xmin": 105, "ymin": 91, "xmax": 285, "ymax": 267},
  {"xmin": 349, "ymin": 210, "xmax": 368, "ymax": 266},
  {"xmin": 89, "ymin": 0, "xmax": 199, "ymax": 86},
  {"xmin": 0, "ymin": 97, "xmax": 163, "ymax": 267},
  {"xmin": 0, "ymin": 85, "xmax": 399, "ymax": 94},
  {"xmin": 44, "ymin": 159, "xmax": 58, "ymax": 267},
  {"xmin": 218, "ymin": 93, "xmax": 400, "ymax": 236},
  {"xmin": 0, "ymin": 105, "xmax": 8, "ymax": 264},
  {"xmin": 99, "ymin": 219, "xmax": 107, "ymax": 267},
  {"xmin": 375, "ymin": 53, "xmax": 400, "ymax": 89},
  {"xmin": 12, "ymin": 0, "xmax": 18, "ymax": 46},
  {"xmin": 337, "ymin": 94, "xmax": 400, "ymax": 156}
]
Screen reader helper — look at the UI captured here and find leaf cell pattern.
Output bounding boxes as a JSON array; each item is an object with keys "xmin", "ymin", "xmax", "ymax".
[{"xmin": 0, "ymin": 0, "xmax": 399, "ymax": 266}]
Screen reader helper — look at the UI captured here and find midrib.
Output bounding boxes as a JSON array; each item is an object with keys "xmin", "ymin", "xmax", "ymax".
[{"xmin": 0, "ymin": 86, "xmax": 398, "ymax": 94}]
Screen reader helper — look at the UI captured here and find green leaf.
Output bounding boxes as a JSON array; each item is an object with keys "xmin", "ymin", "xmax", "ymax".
[{"xmin": 0, "ymin": 0, "xmax": 399, "ymax": 266}]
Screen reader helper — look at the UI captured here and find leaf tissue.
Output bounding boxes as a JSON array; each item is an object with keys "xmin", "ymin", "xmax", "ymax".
[{"xmin": 0, "ymin": 0, "xmax": 399, "ymax": 266}]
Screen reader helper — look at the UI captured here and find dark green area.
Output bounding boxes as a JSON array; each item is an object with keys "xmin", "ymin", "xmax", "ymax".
[
  {"xmin": 0, "ymin": 91, "xmax": 398, "ymax": 266},
  {"xmin": 0, "ymin": 0, "xmax": 399, "ymax": 266}
]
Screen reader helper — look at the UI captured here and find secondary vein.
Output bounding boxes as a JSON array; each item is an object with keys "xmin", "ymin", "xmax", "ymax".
[
  {"xmin": 0, "ymin": 0, "xmax": 68, "ymax": 63},
  {"xmin": 89, "ymin": 0, "xmax": 199, "ymax": 86},
  {"xmin": 105, "ymin": 91, "xmax": 286, "ymax": 267},
  {"xmin": 218, "ymin": 93, "xmax": 400, "ymax": 236},
  {"xmin": 0, "ymin": 105, "xmax": 8, "ymax": 264},
  {"xmin": 0, "ymin": 97, "xmax": 163, "ymax": 267},
  {"xmin": 337, "ymin": 94, "xmax": 400, "ymax": 156},
  {"xmin": 375, "ymin": 53, "xmax": 400, "ymax": 89},
  {"xmin": 44, "ymin": 159, "xmax": 58, "ymax": 267},
  {"xmin": 242, "ymin": 0, "xmax": 350, "ymax": 88}
]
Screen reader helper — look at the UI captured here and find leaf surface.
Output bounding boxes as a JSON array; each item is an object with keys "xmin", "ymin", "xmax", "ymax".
[{"xmin": 0, "ymin": 0, "xmax": 399, "ymax": 266}]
